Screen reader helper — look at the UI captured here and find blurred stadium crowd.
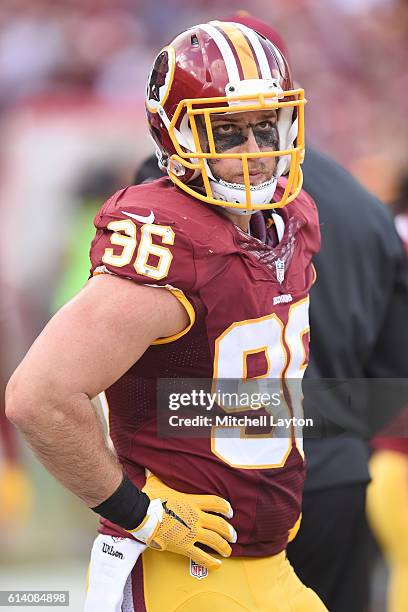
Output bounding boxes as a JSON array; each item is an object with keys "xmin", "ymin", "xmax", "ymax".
[
  {"xmin": 0, "ymin": 0, "xmax": 407, "ymax": 193},
  {"xmin": 0, "ymin": 0, "xmax": 408, "ymax": 610}
]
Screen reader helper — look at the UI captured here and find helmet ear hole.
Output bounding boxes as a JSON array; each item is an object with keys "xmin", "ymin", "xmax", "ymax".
[{"xmin": 168, "ymin": 159, "xmax": 186, "ymax": 177}]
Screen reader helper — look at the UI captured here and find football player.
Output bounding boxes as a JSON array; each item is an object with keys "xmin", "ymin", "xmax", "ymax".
[{"xmin": 6, "ymin": 22, "xmax": 327, "ymax": 611}]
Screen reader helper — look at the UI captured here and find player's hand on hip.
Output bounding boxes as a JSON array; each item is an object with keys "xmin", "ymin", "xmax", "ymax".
[{"xmin": 126, "ymin": 473, "xmax": 237, "ymax": 570}]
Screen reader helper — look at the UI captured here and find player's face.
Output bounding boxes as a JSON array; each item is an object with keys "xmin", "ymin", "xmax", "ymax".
[{"xmin": 197, "ymin": 109, "xmax": 279, "ymax": 186}]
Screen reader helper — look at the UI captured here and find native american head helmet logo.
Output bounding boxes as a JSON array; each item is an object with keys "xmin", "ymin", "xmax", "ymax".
[{"xmin": 146, "ymin": 47, "xmax": 175, "ymax": 112}]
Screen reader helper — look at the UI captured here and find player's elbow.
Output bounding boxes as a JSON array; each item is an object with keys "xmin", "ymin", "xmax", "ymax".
[
  {"xmin": 5, "ymin": 373, "xmax": 32, "ymax": 427},
  {"xmin": 5, "ymin": 370, "xmax": 52, "ymax": 428},
  {"xmin": 6, "ymin": 369, "xmax": 87, "ymax": 432}
]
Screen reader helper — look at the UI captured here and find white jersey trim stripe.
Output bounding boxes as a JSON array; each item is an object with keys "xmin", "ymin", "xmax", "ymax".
[
  {"xmin": 232, "ymin": 23, "xmax": 272, "ymax": 80},
  {"xmin": 201, "ymin": 22, "xmax": 240, "ymax": 84}
]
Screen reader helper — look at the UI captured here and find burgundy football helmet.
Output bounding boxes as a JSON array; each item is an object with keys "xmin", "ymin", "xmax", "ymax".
[{"xmin": 145, "ymin": 21, "xmax": 306, "ymax": 211}]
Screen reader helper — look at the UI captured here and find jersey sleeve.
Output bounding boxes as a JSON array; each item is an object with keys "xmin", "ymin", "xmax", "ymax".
[
  {"xmin": 90, "ymin": 187, "xmax": 196, "ymax": 292},
  {"xmin": 89, "ymin": 187, "xmax": 197, "ymax": 343}
]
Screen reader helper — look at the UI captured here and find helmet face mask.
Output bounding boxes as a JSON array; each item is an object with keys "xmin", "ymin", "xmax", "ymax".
[{"xmin": 146, "ymin": 22, "xmax": 306, "ymax": 212}]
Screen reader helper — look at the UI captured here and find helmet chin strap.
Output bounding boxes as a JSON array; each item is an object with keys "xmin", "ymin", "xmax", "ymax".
[
  {"xmin": 211, "ymin": 177, "xmax": 278, "ymax": 215},
  {"xmin": 205, "ymin": 160, "xmax": 278, "ymax": 214}
]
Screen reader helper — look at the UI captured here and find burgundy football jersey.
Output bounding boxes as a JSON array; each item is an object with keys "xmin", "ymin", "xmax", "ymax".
[{"xmin": 90, "ymin": 177, "xmax": 320, "ymax": 557}]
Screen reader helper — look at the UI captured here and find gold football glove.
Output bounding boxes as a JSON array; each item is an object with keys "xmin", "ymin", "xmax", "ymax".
[{"xmin": 127, "ymin": 473, "xmax": 237, "ymax": 570}]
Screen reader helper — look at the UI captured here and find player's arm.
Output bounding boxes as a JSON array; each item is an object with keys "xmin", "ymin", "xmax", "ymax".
[
  {"xmin": 5, "ymin": 274, "xmax": 235, "ymax": 568},
  {"xmin": 6, "ymin": 274, "xmax": 184, "ymax": 505}
]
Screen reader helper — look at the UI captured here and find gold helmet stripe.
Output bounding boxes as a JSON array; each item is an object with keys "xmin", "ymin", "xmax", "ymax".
[
  {"xmin": 199, "ymin": 23, "xmax": 240, "ymax": 83},
  {"xmin": 213, "ymin": 21, "xmax": 260, "ymax": 80},
  {"xmin": 231, "ymin": 22, "xmax": 273, "ymax": 80}
]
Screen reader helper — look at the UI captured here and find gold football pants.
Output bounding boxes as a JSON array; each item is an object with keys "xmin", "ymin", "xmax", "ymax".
[
  {"xmin": 86, "ymin": 532, "xmax": 328, "ymax": 611},
  {"xmin": 140, "ymin": 547, "xmax": 328, "ymax": 611}
]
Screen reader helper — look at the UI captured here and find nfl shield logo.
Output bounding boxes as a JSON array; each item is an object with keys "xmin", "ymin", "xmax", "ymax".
[
  {"xmin": 190, "ymin": 559, "xmax": 208, "ymax": 580},
  {"xmin": 275, "ymin": 258, "xmax": 285, "ymax": 283}
]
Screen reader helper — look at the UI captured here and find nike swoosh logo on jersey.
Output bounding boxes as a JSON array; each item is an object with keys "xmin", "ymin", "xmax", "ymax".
[{"xmin": 121, "ymin": 210, "xmax": 155, "ymax": 224}]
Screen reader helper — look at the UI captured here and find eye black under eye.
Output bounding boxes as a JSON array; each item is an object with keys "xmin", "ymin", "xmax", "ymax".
[
  {"xmin": 253, "ymin": 124, "xmax": 279, "ymax": 149},
  {"xmin": 212, "ymin": 127, "xmax": 247, "ymax": 152}
]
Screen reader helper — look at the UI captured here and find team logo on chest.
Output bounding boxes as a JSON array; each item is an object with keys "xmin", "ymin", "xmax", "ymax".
[{"xmin": 189, "ymin": 559, "xmax": 208, "ymax": 580}]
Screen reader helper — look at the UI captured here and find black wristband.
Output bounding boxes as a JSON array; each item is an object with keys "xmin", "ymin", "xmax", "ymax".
[{"xmin": 91, "ymin": 474, "xmax": 150, "ymax": 531}]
